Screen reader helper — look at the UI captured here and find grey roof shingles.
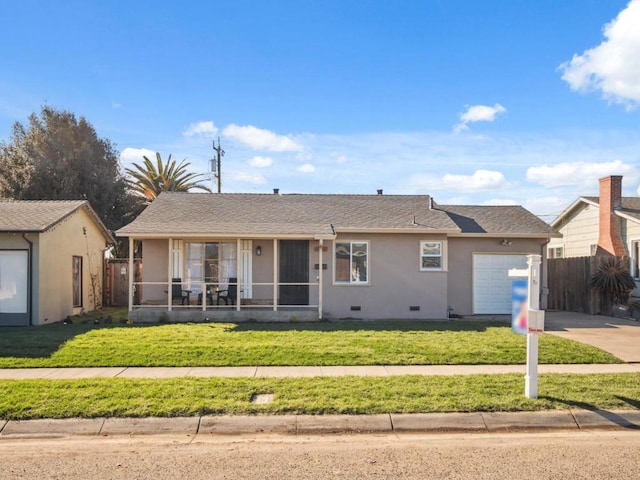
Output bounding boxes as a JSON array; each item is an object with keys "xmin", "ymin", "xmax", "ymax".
[
  {"xmin": 436, "ymin": 204, "xmax": 560, "ymax": 235},
  {"xmin": 117, "ymin": 192, "xmax": 558, "ymax": 238},
  {"xmin": 582, "ymin": 196, "xmax": 640, "ymax": 222},
  {"xmin": 0, "ymin": 199, "xmax": 115, "ymax": 242}
]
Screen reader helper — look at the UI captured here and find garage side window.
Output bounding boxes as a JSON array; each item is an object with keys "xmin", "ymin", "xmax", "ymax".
[
  {"xmin": 72, "ymin": 256, "xmax": 82, "ymax": 307},
  {"xmin": 420, "ymin": 241, "xmax": 443, "ymax": 271},
  {"xmin": 335, "ymin": 242, "xmax": 368, "ymax": 284}
]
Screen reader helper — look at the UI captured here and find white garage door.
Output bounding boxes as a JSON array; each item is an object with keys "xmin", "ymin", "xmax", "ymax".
[{"xmin": 473, "ymin": 254, "xmax": 528, "ymax": 314}]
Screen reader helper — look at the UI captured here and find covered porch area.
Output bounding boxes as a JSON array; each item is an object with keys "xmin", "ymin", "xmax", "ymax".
[{"xmin": 125, "ymin": 235, "xmax": 330, "ymax": 323}]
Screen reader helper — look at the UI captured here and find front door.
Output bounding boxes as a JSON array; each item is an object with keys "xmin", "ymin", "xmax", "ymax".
[{"xmin": 279, "ymin": 240, "xmax": 309, "ymax": 305}]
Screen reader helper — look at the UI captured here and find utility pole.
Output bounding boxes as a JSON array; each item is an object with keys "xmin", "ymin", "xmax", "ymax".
[{"xmin": 211, "ymin": 137, "xmax": 225, "ymax": 193}]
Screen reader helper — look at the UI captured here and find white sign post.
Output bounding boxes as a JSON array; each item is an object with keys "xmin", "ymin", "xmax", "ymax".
[{"xmin": 508, "ymin": 254, "xmax": 545, "ymax": 399}]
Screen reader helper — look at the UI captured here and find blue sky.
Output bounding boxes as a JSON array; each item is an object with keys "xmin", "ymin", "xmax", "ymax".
[{"xmin": 2, "ymin": 0, "xmax": 640, "ymax": 221}]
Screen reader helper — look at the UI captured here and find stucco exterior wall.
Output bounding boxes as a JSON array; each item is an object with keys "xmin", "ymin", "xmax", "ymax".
[
  {"xmin": 550, "ymin": 205, "xmax": 599, "ymax": 257},
  {"xmin": 446, "ymin": 237, "xmax": 549, "ymax": 316},
  {"xmin": 38, "ymin": 208, "xmax": 108, "ymax": 324},
  {"xmin": 141, "ymin": 239, "xmax": 169, "ymax": 303},
  {"xmin": 322, "ymin": 233, "xmax": 449, "ymax": 320}
]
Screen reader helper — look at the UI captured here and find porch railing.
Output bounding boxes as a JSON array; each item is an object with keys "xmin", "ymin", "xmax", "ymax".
[{"xmin": 130, "ymin": 280, "xmax": 319, "ymax": 311}]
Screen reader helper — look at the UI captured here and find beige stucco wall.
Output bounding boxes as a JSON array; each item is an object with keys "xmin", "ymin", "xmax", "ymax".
[
  {"xmin": 140, "ymin": 239, "xmax": 169, "ymax": 303},
  {"xmin": 37, "ymin": 208, "xmax": 109, "ymax": 324},
  {"xmin": 446, "ymin": 237, "xmax": 549, "ymax": 316},
  {"xmin": 550, "ymin": 205, "xmax": 599, "ymax": 257},
  {"xmin": 322, "ymin": 233, "xmax": 449, "ymax": 320}
]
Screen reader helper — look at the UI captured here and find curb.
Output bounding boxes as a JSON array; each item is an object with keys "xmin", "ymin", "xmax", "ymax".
[{"xmin": 1, "ymin": 409, "xmax": 639, "ymax": 439}]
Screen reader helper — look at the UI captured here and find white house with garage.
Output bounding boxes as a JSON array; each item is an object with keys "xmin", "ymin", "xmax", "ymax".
[{"xmin": 116, "ymin": 191, "xmax": 560, "ymax": 321}]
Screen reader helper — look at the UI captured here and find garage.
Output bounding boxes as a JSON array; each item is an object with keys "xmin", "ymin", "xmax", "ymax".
[{"xmin": 473, "ymin": 254, "xmax": 528, "ymax": 314}]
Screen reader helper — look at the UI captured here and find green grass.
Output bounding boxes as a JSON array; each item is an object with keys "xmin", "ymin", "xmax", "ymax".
[
  {"xmin": 0, "ymin": 373, "xmax": 638, "ymax": 420},
  {"xmin": 0, "ymin": 316, "xmax": 620, "ymax": 367}
]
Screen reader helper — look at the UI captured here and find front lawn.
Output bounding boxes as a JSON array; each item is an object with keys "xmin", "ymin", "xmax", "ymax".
[
  {"xmin": 0, "ymin": 316, "xmax": 621, "ymax": 368},
  {"xmin": 0, "ymin": 373, "xmax": 638, "ymax": 419}
]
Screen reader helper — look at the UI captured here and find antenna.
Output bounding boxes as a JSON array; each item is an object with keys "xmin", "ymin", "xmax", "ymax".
[{"xmin": 211, "ymin": 137, "xmax": 225, "ymax": 193}]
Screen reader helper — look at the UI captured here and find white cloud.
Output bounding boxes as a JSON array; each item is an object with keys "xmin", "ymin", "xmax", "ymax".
[
  {"xmin": 407, "ymin": 169, "xmax": 507, "ymax": 193},
  {"xmin": 297, "ymin": 163, "xmax": 315, "ymax": 173},
  {"xmin": 119, "ymin": 147, "xmax": 157, "ymax": 165},
  {"xmin": 229, "ymin": 171, "xmax": 267, "ymax": 185},
  {"xmin": 559, "ymin": 0, "xmax": 640, "ymax": 108},
  {"xmin": 183, "ymin": 121, "xmax": 218, "ymax": 138},
  {"xmin": 248, "ymin": 156, "xmax": 273, "ymax": 168},
  {"xmin": 454, "ymin": 104, "xmax": 506, "ymax": 133},
  {"xmin": 526, "ymin": 159, "xmax": 636, "ymax": 188},
  {"xmin": 222, "ymin": 124, "xmax": 303, "ymax": 152},
  {"xmin": 482, "ymin": 198, "xmax": 518, "ymax": 206}
]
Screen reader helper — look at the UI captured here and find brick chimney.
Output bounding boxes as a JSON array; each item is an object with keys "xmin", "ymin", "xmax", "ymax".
[{"xmin": 596, "ymin": 175, "xmax": 626, "ymax": 256}]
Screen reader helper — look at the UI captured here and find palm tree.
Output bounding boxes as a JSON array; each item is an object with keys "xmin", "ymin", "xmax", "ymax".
[{"xmin": 125, "ymin": 152, "xmax": 212, "ymax": 201}]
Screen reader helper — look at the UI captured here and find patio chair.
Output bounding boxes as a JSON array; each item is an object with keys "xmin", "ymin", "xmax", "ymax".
[
  {"xmin": 217, "ymin": 277, "xmax": 237, "ymax": 305},
  {"xmin": 171, "ymin": 278, "xmax": 190, "ymax": 305}
]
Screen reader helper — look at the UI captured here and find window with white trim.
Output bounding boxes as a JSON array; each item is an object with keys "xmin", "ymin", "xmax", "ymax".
[
  {"xmin": 335, "ymin": 242, "xmax": 368, "ymax": 284},
  {"xmin": 420, "ymin": 241, "xmax": 443, "ymax": 270},
  {"xmin": 549, "ymin": 247, "xmax": 563, "ymax": 259}
]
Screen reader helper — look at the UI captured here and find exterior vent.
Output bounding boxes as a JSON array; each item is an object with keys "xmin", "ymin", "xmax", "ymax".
[
  {"xmin": 350, "ymin": 306, "xmax": 361, "ymax": 311},
  {"xmin": 410, "ymin": 306, "xmax": 420, "ymax": 311}
]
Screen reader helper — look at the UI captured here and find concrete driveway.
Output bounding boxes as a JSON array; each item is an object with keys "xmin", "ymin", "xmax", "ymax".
[{"xmin": 545, "ymin": 311, "xmax": 640, "ymax": 363}]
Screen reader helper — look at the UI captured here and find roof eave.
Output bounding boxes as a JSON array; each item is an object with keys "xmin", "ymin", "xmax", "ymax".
[{"xmin": 550, "ymin": 197, "xmax": 599, "ymax": 228}]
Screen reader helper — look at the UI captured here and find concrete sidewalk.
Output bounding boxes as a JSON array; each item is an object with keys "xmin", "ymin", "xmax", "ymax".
[
  {"xmin": 1, "ymin": 409, "xmax": 639, "ymax": 438},
  {"xmin": 1, "ymin": 363, "xmax": 639, "ymax": 379}
]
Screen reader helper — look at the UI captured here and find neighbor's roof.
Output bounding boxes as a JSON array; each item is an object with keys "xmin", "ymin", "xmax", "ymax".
[
  {"xmin": 436, "ymin": 204, "xmax": 560, "ymax": 237},
  {"xmin": 0, "ymin": 200, "xmax": 115, "ymax": 243},
  {"xmin": 552, "ymin": 196, "xmax": 640, "ymax": 227},
  {"xmin": 117, "ymin": 192, "xmax": 558, "ymax": 239},
  {"xmin": 582, "ymin": 196, "xmax": 640, "ymax": 223}
]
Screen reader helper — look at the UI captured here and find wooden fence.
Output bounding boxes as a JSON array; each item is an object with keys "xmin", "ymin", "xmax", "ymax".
[
  {"xmin": 104, "ymin": 259, "xmax": 142, "ymax": 307},
  {"xmin": 547, "ymin": 256, "xmax": 625, "ymax": 315}
]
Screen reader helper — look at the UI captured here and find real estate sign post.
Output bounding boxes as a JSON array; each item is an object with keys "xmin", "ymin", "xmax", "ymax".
[{"xmin": 509, "ymin": 254, "xmax": 545, "ymax": 399}]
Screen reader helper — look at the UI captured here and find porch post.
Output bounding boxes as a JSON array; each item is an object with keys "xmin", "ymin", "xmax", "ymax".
[
  {"xmin": 236, "ymin": 238, "xmax": 242, "ymax": 311},
  {"xmin": 273, "ymin": 238, "xmax": 278, "ymax": 311},
  {"xmin": 318, "ymin": 239, "xmax": 323, "ymax": 320},
  {"xmin": 167, "ymin": 238, "xmax": 172, "ymax": 311},
  {"xmin": 128, "ymin": 237, "xmax": 134, "ymax": 312}
]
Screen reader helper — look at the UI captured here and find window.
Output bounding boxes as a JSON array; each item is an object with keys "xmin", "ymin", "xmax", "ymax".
[
  {"xmin": 549, "ymin": 247, "xmax": 563, "ymax": 259},
  {"xmin": 185, "ymin": 242, "xmax": 237, "ymax": 293},
  {"xmin": 420, "ymin": 241, "xmax": 443, "ymax": 270},
  {"xmin": 335, "ymin": 242, "xmax": 368, "ymax": 284},
  {"xmin": 72, "ymin": 256, "xmax": 82, "ymax": 307}
]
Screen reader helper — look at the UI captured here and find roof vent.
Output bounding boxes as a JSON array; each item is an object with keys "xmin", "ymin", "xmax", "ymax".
[
  {"xmin": 377, "ymin": 189, "xmax": 383, "ymax": 195},
  {"xmin": 273, "ymin": 188, "xmax": 280, "ymax": 195}
]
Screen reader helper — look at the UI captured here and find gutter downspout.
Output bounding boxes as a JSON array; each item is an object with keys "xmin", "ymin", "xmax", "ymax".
[{"xmin": 22, "ymin": 234, "xmax": 33, "ymax": 326}]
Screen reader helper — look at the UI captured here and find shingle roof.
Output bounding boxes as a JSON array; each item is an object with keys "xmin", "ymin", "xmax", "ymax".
[
  {"xmin": 436, "ymin": 204, "xmax": 560, "ymax": 236},
  {"xmin": 117, "ymin": 192, "xmax": 557, "ymax": 238},
  {"xmin": 117, "ymin": 193, "xmax": 460, "ymax": 237},
  {"xmin": 0, "ymin": 200, "xmax": 115, "ymax": 242},
  {"xmin": 582, "ymin": 196, "xmax": 640, "ymax": 222}
]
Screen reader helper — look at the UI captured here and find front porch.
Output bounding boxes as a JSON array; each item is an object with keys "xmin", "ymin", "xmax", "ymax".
[{"xmin": 126, "ymin": 237, "xmax": 328, "ymax": 323}]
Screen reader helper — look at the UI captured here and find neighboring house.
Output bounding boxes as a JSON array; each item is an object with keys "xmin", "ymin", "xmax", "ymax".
[
  {"xmin": 116, "ymin": 191, "xmax": 559, "ymax": 321},
  {"xmin": 549, "ymin": 175, "xmax": 640, "ymax": 285},
  {"xmin": 0, "ymin": 200, "xmax": 115, "ymax": 326}
]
